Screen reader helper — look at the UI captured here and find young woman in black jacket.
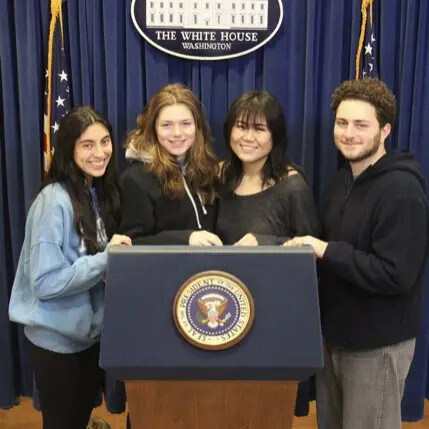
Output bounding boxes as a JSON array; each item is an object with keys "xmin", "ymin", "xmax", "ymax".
[
  {"xmin": 120, "ymin": 83, "xmax": 222, "ymax": 246},
  {"xmin": 120, "ymin": 83, "xmax": 223, "ymax": 429}
]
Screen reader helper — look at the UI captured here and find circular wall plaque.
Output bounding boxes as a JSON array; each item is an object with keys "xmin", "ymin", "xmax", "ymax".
[
  {"xmin": 131, "ymin": 0, "xmax": 284, "ymax": 61},
  {"xmin": 173, "ymin": 270, "xmax": 255, "ymax": 350}
]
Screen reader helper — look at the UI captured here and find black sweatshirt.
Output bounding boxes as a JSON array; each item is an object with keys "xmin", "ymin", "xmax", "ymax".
[
  {"xmin": 319, "ymin": 150, "xmax": 429, "ymax": 350},
  {"xmin": 216, "ymin": 174, "xmax": 320, "ymax": 245},
  {"xmin": 119, "ymin": 161, "xmax": 216, "ymax": 244}
]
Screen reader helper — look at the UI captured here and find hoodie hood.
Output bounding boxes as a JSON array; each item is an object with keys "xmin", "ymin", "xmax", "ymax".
[
  {"xmin": 125, "ymin": 142, "xmax": 187, "ymax": 172},
  {"xmin": 125, "ymin": 142, "xmax": 153, "ymax": 163},
  {"xmin": 124, "ymin": 142, "xmax": 205, "ymax": 225},
  {"xmin": 349, "ymin": 149, "xmax": 427, "ymax": 194}
]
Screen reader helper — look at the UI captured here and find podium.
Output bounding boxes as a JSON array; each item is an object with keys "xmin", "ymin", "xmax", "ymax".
[{"xmin": 100, "ymin": 246, "xmax": 323, "ymax": 429}]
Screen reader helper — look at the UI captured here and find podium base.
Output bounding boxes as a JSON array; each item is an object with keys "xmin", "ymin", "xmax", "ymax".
[{"xmin": 125, "ymin": 380, "xmax": 298, "ymax": 429}]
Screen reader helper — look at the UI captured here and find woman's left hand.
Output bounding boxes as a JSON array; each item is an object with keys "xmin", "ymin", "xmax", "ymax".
[
  {"xmin": 109, "ymin": 234, "xmax": 132, "ymax": 247},
  {"xmin": 234, "ymin": 233, "xmax": 258, "ymax": 246},
  {"xmin": 189, "ymin": 230, "xmax": 223, "ymax": 246}
]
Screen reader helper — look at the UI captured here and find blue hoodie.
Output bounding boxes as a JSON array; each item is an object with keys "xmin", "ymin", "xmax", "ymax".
[{"xmin": 9, "ymin": 183, "xmax": 108, "ymax": 353}]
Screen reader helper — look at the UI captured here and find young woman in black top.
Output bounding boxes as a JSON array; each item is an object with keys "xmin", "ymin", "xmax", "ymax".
[
  {"xmin": 217, "ymin": 90, "xmax": 319, "ymax": 416},
  {"xmin": 217, "ymin": 90, "xmax": 319, "ymax": 246}
]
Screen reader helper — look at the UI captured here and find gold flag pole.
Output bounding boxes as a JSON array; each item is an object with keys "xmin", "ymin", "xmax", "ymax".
[
  {"xmin": 355, "ymin": 0, "xmax": 374, "ymax": 80},
  {"xmin": 45, "ymin": 0, "xmax": 63, "ymax": 171}
]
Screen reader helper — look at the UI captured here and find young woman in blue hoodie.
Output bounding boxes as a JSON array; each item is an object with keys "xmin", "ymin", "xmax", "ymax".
[{"xmin": 9, "ymin": 106, "xmax": 131, "ymax": 429}]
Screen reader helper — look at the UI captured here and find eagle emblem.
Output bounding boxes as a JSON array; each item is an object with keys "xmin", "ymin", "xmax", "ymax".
[
  {"xmin": 173, "ymin": 271, "xmax": 255, "ymax": 350},
  {"xmin": 197, "ymin": 293, "xmax": 231, "ymax": 329}
]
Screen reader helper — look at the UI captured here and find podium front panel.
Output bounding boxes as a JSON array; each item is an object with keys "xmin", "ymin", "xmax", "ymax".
[{"xmin": 100, "ymin": 246, "xmax": 323, "ymax": 381}]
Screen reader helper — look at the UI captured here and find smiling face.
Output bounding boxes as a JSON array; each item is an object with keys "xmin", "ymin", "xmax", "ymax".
[
  {"xmin": 334, "ymin": 99, "xmax": 391, "ymax": 174},
  {"xmin": 73, "ymin": 122, "xmax": 112, "ymax": 186},
  {"xmin": 155, "ymin": 103, "xmax": 196, "ymax": 160},
  {"xmin": 229, "ymin": 115, "xmax": 273, "ymax": 169}
]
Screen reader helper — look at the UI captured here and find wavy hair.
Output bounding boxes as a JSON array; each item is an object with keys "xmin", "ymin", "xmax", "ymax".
[
  {"xmin": 331, "ymin": 78, "xmax": 397, "ymax": 127},
  {"xmin": 125, "ymin": 83, "xmax": 218, "ymax": 204},
  {"xmin": 221, "ymin": 90, "xmax": 293, "ymax": 195},
  {"xmin": 45, "ymin": 106, "xmax": 120, "ymax": 254}
]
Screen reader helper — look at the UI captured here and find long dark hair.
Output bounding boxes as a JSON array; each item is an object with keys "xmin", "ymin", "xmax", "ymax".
[
  {"xmin": 221, "ymin": 90, "xmax": 291, "ymax": 195},
  {"xmin": 45, "ymin": 106, "xmax": 120, "ymax": 254}
]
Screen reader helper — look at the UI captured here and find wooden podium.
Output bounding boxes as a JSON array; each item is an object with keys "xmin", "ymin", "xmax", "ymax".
[
  {"xmin": 101, "ymin": 246, "xmax": 323, "ymax": 429},
  {"xmin": 125, "ymin": 381, "xmax": 297, "ymax": 428}
]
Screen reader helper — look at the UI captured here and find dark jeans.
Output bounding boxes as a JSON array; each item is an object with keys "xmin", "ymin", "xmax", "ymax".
[{"xmin": 25, "ymin": 336, "xmax": 102, "ymax": 429}]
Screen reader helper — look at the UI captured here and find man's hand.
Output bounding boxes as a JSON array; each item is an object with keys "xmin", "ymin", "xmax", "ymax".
[{"xmin": 283, "ymin": 235, "xmax": 328, "ymax": 259}]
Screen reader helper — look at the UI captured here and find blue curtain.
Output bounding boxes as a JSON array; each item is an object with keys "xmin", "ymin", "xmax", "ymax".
[{"xmin": 1, "ymin": 0, "xmax": 428, "ymax": 420}]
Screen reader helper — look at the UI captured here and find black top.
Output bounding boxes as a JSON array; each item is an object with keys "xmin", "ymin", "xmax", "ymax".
[
  {"xmin": 216, "ymin": 174, "xmax": 320, "ymax": 245},
  {"xmin": 319, "ymin": 150, "xmax": 429, "ymax": 350},
  {"xmin": 119, "ymin": 161, "xmax": 217, "ymax": 244}
]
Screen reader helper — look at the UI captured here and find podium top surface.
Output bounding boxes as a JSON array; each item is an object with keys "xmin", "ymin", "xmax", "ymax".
[{"xmin": 108, "ymin": 245, "xmax": 316, "ymax": 254}]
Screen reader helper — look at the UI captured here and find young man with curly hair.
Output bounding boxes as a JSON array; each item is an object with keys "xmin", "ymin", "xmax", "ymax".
[{"xmin": 284, "ymin": 78, "xmax": 429, "ymax": 429}]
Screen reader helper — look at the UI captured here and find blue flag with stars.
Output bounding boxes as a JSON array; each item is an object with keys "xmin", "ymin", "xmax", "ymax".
[
  {"xmin": 43, "ymin": 0, "xmax": 72, "ymax": 174},
  {"xmin": 356, "ymin": 0, "xmax": 379, "ymax": 80},
  {"xmin": 361, "ymin": 1, "xmax": 378, "ymax": 78}
]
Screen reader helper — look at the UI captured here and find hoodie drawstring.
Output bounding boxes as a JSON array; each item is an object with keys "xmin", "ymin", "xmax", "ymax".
[
  {"xmin": 126, "ymin": 143, "xmax": 207, "ymax": 229},
  {"xmin": 182, "ymin": 176, "xmax": 205, "ymax": 229},
  {"xmin": 197, "ymin": 193, "xmax": 207, "ymax": 215}
]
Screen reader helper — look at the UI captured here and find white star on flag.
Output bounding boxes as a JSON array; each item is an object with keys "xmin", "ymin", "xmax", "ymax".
[
  {"xmin": 364, "ymin": 43, "xmax": 373, "ymax": 55},
  {"xmin": 51, "ymin": 122, "xmax": 60, "ymax": 133},
  {"xmin": 56, "ymin": 95, "xmax": 66, "ymax": 107},
  {"xmin": 58, "ymin": 70, "xmax": 68, "ymax": 81}
]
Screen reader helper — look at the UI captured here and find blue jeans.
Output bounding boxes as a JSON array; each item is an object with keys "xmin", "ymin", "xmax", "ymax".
[{"xmin": 316, "ymin": 338, "xmax": 416, "ymax": 429}]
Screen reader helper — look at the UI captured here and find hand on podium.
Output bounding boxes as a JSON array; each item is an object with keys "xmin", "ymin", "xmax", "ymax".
[
  {"xmin": 109, "ymin": 234, "xmax": 132, "ymax": 247},
  {"xmin": 283, "ymin": 235, "xmax": 328, "ymax": 259},
  {"xmin": 233, "ymin": 233, "xmax": 258, "ymax": 246},
  {"xmin": 189, "ymin": 230, "xmax": 223, "ymax": 246}
]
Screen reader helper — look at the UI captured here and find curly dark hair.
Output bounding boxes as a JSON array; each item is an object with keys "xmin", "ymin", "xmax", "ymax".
[{"xmin": 331, "ymin": 78, "xmax": 397, "ymax": 127}]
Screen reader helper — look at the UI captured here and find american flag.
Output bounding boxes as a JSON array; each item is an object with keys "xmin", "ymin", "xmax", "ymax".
[
  {"xmin": 355, "ymin": 0, "xmax": 379, "ymax": 79},
  {"xmin": 43, "ymin": 0, "xmax": 72, "ymax": 174}
]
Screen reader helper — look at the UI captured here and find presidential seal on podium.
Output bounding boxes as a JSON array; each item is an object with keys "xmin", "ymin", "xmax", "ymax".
[{"xmin": 173, "ymin": 270, "xmax": 255, "ymax": 350}]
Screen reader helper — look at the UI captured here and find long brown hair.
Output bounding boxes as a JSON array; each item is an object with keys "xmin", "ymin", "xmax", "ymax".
[{"xmin": 125, "ymin": 83, "xmax": 218, "ymax": 204}]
